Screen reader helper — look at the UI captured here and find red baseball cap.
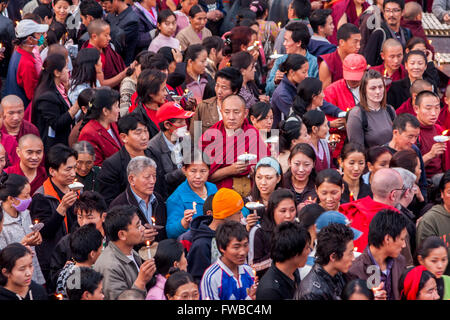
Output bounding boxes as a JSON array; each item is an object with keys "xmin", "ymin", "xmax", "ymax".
[
  {"xmin": 156, "ymin": 102, "xmax": 194, "ymax": 123},
  {"xmin": 343, "ymin": 54, "xmax": 367, "ymax": 81}
]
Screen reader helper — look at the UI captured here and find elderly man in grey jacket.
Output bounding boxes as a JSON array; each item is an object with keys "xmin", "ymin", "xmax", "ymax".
[
  {"xmin": 432, "ymin": 0, "xmax": 450, "ymax": 23},
  {"xmin": 94, "ymin": 205, "xmax": 156, "ymax": 300}
]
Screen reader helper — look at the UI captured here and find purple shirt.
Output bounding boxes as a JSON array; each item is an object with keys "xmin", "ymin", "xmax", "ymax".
[{"xmin": 368, "ymin": 248, "xmax": 395, "ymax": 300}]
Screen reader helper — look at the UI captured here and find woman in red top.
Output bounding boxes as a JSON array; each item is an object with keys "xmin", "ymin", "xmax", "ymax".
[{"xmin": 78, "ymin": 88, "xmax": 123, "ymax": 166}]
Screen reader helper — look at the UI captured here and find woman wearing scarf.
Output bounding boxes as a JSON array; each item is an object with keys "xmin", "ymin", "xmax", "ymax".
[{"xmin": 400, "ymin": 266, "xmax": 440, "ymax": 300}]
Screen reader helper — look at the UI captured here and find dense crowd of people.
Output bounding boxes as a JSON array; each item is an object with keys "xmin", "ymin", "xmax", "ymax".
[{"xmin": 0, "ymin": 0, "xmax": 449, "ymax": 301}]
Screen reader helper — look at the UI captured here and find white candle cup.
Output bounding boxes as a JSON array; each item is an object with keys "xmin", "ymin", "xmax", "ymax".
[
  {"xmin": 433, "ymin": 135, "xmax": 450, "ymax": 143},
  {"xmin": 245, "ymin": 202, "xmax": 265, "ymax": 210},
  {"xmin": 237, "ymin": 153, "xmax": 257, "ymax": 162}
]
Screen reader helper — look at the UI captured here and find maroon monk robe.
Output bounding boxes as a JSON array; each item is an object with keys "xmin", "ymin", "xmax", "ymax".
[
  {"xmin": 330, "ymin": 0, "xmax": 369, "ymax": 45},
  {"xmin": 371, "ymin": 64, "xmax": 407, "ymax": 91},
  {"xmin": 396, "ymin": 97, "xmax": 415, "ymax": 116},
  {"xmin": 1, "ymin": 120, "xmax": 40, "ymax": 142},
  {"xmin": 5, "ymin": 162, "xmax": 47, "ymax": 196},
  {"xmin": 199, "ymin": 118, "xmax": 271, "ymax": 190},
  {"xmin": 418, "ymin": 123, "xmax": 449, "ymax": 178},
  {"xmin": 437, "ymin": 103, "xmax": 450, "ymax": 130},
  {"xmin": 318, "ymin": 50, "xmax": 343, "ymax": 85}
]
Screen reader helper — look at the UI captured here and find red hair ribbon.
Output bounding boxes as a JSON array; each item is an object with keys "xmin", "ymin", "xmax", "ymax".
[{"xmin": 401, "ymin": 265, "xmax": 428, "ymax": 300}]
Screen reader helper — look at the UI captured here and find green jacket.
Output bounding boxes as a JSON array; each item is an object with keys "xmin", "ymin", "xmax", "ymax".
[{"xmin": 417, "ymin": 204, "xmax": 450, "ymax": 275}]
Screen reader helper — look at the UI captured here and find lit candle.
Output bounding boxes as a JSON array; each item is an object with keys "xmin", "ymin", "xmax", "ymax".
[
  {"xmin": 55, "ymin": 293, "xmax": 63, "ymax": 300},
  {"xmin": 0, "ymin": 43, "xmax": 2, "ymax": 49},
  {"xmin": 192, "ymin": 201, "xmax": 197, "ymax": 212},
  {"xmin": 383, "ymin": 68, "xmax": 388, "ymax": 78},
  {"xmin": 433, "ymin": 129, "xmax": 450, "ymax": 142},
  {"xmin": 428, "ymin": 39, "xmax": 432, "ymax": 45},
  {"xmin": 34, "ymin": 219, "xmax": 39, "ymax": 225},
  {"xmin": 277, "ymin": 22, "xmax": 281, "ymax": 29},
  {"xmin": 350, "ymin": 192, "xmax": 354, "ymax": 202},
  {"xmin": 353, "ymin": 247, "xmax": 358, "ymax": 252},
  {"xmin": 20, "ymin": 10, "xmax": 23, "ymax": 17},
  {"xmin": 346, "ymin": 107, "xmax": 350, "ymax": 112},
  {"xmin": 151, "ymin": 216, "xmax": 156, "ymax": 226},
  {"xmin": 146, "ymin": 240, "xmax": 152, "ymax": 260},
  {"xmin": 252, "ymin": 268, "xmax": 257, "ymax": 278},
  {"xmin": 308, "ymin": 196, "xmax": 312, "ymax": 201}
]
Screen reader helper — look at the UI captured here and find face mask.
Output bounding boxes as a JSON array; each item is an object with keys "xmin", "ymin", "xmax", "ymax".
[
  {"xmin": 37, "ymin": 35, "xmax": 45, "ymax": 46},
  {"xmin": 173, "ymin": 125, "xmax": 188, "ymax": 138},
  {"xmin": 12, "ymin": 197, "xmax": 33, "ymax": 212}
]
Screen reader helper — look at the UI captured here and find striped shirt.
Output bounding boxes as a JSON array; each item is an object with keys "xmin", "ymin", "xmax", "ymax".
[{"xmin": 200, "ymin": 258, "xmax": 255, "ymax": 300}]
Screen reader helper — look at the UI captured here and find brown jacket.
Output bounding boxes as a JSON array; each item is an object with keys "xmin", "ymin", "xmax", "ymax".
[
  {"xmin": 189, "ymin": 96, "xmax": 220, "ymax": 137},
  {"xmin": 176, "ymin": 25, "xmax": 212, "ymax": 51},
  {"xmin": 346, "ymin": 247, "xmax": 406, "ymax": 300}
]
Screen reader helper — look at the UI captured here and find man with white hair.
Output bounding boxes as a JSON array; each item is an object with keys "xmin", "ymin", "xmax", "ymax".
[
  {"xmin": 339, "ymin": 168, "xmax": 404, "ymax": 253},
  {"xmin": 392, "ymin": 167, "xmax": 418, "ymax": 267},
  {"xmin": 110, "ymin": 156, "xmax": 167, "ymax": 242}
]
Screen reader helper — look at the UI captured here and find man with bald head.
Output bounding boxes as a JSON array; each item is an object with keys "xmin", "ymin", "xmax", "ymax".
[
  {"xmin": 401, "ymin": 2, "xmax": 434, "ymax": 55},
  {"xmin": 370, "ymin": 39, "xmax": 406, "ymax": 90},
  {"xmin": 340, "ymin": 168, "xmax": 404, "ymax": 252},
  {"xmin": 395, "ymin": 79, "xmax": 433, "ymax": 116},
  {"xmin": 1, "ymin": 95, "xmax": 40, "ymax": 141},
  {"xmin": 5, "ymin": 134, "xmax": 47, "ymax": 195},
  {"xmin": 200, "ymin": 95, "xmax": 271, "ymax": 197}
]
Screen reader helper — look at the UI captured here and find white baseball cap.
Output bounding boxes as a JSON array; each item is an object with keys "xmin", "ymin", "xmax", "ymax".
[{"xmin": 15, "ymin": 19, "xmax": 49, "ymax": 38}]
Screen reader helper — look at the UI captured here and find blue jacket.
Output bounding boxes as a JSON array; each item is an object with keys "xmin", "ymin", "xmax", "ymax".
[
  {"xmin": 166, "ymin": 180, "xmax": 217, "ymax": 239},
  {"xmin": 307, "ymin": 38, "xmax": 337, "ymax": 57},
  {"xmin": 187, "ymin": 215, "xmax": 216, "ymax": 283},
  {"xmin": 271, "ymin": 75, "xmax": 297, "ymax": 127},
  {"xmin": 265, "ymin": 52, "xmax": 318, "ymax": 97}
]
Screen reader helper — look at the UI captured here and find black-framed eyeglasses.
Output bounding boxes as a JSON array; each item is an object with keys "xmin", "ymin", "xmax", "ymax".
[{"xmin": 391, "ymin": 187, "xmax": 407, "ymax": 193}]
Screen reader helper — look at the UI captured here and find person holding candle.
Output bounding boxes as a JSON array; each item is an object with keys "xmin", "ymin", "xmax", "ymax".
[
  {"xmin": 294, "ymin": 223, "xmax": 355, "ymax": 300},
  {"xmin": 71, "ymin": 141, "xmax": 101, "ymax": 192},
  {"xmin": 346, "ymin": 209, "xmax": 409, "ymax": 300},
  {"xmin": 176, "ymin": 5, "xmax": 212, "ymax": 51},
  {"xmin": 0, "ymin": 243, "xmax": 48, "ymax": 300},
  {"xmin": 242, "ymin": 157, "xmax": 283, "ymax": 229},
  {"xmin": 93, "ymin": 205, "xmax": 157, "ymax": 300},
  {"xmin": 417, "ymin": 171, "xmax": 450, "ymax": 276},
  {"xmin": 249, "ymin": 0, "xmax": 280, "ymax": 60},
  {"xmin": 187, "ymin": 187, "xmax": 244, "ymax": 283},
  {"xmin": 200, "ymin": 220, "xmax": 257, "ymax": 300},
  {"xmin": 417, "ymin": 236, "xmax": 450, "ymax": 300},
  {"xmin": 266, "ymin": 22, "xmax": 317, "ymax": 98},
  {"xmin": 0, "ymin": 174, "xmax": 45, "ymax": 286},
  {"xmin": 4, "ymin": 134, "xmax": 47, "ymax": 196},
  {"xmin": 248, "ymin": 189, "xmax": 297, "ymax": 277},
  {"xmin": 283, "ymin": 143, "xmax": 317, "ymax": 209},
  {"xmin": 339, "ymin": 143, "xmax": 372, "ymax": 204},
  {"xmin": 315, "ymin": 169, "xmax": 344, "ymax": 212},
  {"xmin": 146, "ymin": 239, "xmax": 188, "ymax": 300},
  {"xmin": 256, "ymin": 221, "xmax": 311, "ymax": 300},
  {"xmin": 29, "ymin": 144, "xmax": 79, "ymax": 286},
  {"xmin": 165, "ymin": 150, "xmax": 217, "ymax": 239},
  {"xmin": 413, "ymin": 91, "xmax": 449, "ymax": 179},
  {"xmin": 110, "ymin": 156, "xmax": 167, "ymax": 243},
  {"xmin": 369, "ymin": 39, "xmax": 406, "ymax": 92},
  {"xmin": 200, "ymin": 95, "xmax": 270, "ymax": 197}
]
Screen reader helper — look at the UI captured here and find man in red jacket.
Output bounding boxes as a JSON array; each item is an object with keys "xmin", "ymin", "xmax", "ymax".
[{"xmin": 339, "ymin": 168, "xmax": 403, "ymax": 253}]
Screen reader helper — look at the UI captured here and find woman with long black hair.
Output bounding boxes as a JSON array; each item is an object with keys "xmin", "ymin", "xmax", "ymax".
[
  {"xmin": 68, "ymin": 48, "xmax": 101, "ymax": 104},
  {"xmin": 32, "ymin": 53, "xmax": 80, "ymax": 152},
  {"xmin": 291, "ymin": 77, "xmax": 325, "ymax": 119}
]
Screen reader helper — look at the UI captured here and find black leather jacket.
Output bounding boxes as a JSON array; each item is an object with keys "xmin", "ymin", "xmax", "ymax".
[{"xmin": 294, "ymin": 264, "xmax": 346, "ymax": 300}]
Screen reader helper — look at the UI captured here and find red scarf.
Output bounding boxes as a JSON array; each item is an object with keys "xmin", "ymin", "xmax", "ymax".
[{"xmin": 401, "ymin": 266, "xmax": 428, "ymax": 300}]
